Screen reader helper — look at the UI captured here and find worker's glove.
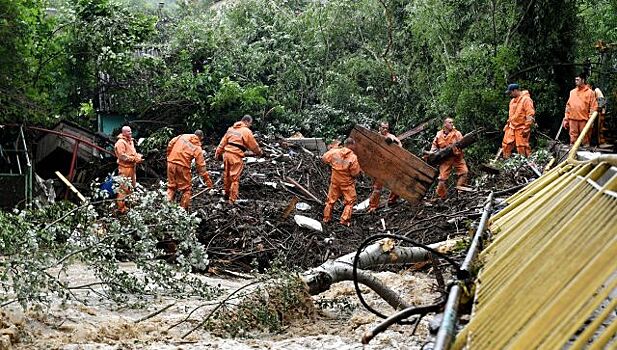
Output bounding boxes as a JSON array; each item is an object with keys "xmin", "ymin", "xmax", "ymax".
[
  {"xmin": 385, "ymin": 136, "xmax": 394, "ymax": 145},
  {"xmin": 202, "ymin": 173, "xmax": 214, "ymax": 189},
  {"xmin": 521, "ymin": 129, "xmax": 530, "ymax": 139},
  {"xmin": 562, "ymin": 119, "xmax": 569, "ymax": 130},
  {"xmin": 136, "ymin": 153, "xmax": 144, "ymax": 164}
]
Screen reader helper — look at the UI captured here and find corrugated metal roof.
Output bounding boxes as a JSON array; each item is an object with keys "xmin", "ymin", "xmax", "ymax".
[{"xmin": 455, "ymin": 160, "xmax": 617, "ymax": 349}]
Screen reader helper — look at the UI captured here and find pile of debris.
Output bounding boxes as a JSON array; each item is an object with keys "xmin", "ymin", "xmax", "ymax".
[{"xmin": 189, "ymin": 135, "xmax": 491, "ymax": 272}]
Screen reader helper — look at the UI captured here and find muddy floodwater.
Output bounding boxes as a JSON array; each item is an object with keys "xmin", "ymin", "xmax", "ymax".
[{"xmin": 2, "ymin": 263, "xmax": 441, "ymax": 349}]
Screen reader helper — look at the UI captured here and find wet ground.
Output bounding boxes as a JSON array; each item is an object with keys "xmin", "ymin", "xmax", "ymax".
[{"xmin": 3, "ymin": 263, "xmax": 441, "ymax": 349}]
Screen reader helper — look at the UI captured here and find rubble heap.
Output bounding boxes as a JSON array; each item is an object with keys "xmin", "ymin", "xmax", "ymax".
[{"xmin": 188, "ymin": 136, "xmax": 490, "ymax": 272}]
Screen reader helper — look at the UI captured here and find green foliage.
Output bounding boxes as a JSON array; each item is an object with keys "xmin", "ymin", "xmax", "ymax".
[
  {"xmin": 1, "ymin": 0, "xmax": 612, "ymax": 159},
  {"xmin": 0, "ymin": 188, "xmax": 219, "ymax": 309},
  {"xmin": 206, "ymin": 268, "xmax": 315, "ymax": 337},
  {"xmin": 138, "ymin": 126, "xmax": 174, "ymax": 154}
]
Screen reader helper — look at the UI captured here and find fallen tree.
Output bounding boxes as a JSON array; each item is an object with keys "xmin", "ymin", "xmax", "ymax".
[{"xmin": 302, "ymin": 238, "xmax": 461, "ymax": 309}]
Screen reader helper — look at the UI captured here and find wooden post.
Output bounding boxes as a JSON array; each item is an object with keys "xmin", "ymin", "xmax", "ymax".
[{"xmin": 55, "ymin": 171, "xmax": 87, "ymax": 203}]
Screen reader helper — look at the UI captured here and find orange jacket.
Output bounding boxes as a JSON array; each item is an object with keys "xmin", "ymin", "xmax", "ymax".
[
  {"xmin": 215, "ymin": 122, "xmax": 262, "ymax": 159},
  {"xmin": 167, "ymin": 134, "xmax": 208, "ymax": 176},
  {"xmin": 565, "ymin": 85, "xmax": 598, "ymax": 121},
  {"xmin": 431, "ymin": 128, "xmax": 464, "ymax": 157},
  {"xmin": 507, "ymin": 90, "xmax": 535, "ymax": 130},
  {"xmin": 115, "ymin": 134, "xmax": 140, "ymax": 168},
  {"xmin": 322, "ymin": 147, "xmax": 361, "ymax": 185}
]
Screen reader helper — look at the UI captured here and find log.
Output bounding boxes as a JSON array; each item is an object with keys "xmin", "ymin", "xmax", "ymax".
[
  {"xmin": 302, "ymin": 238, "xmax": 460, "ymax": 309},
  {"xmin": 350, "ymin": 125, "xmax": 437, "ymax": 203},
  {"xmin": 425, "ymin": 129, "xmax": 482, "ymax": 165}
]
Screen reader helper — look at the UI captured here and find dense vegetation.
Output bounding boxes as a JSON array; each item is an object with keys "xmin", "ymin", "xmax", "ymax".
[{"xmin": 1, "ymin": 0, "xmax": 615, "ymax": 156}]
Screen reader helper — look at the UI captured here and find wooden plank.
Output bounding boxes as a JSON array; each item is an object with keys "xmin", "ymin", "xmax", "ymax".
[
  {"xmin": 55, "ymin": 171, "xmax": 87, "ymax": 203},
  {"xmin": 353, "ymin": 125, "xmax": 436, "ymax": 182},
  {"xmin": 396, "ymin": 118, "xmax": 437, "ymax": 141},
  {"xmin": 284, "ymin": 138, "xmax": 327, "ymax": 154},
  {"xmin": 350, "ymin": 125, "xmax": 437, "ymax": 203}
]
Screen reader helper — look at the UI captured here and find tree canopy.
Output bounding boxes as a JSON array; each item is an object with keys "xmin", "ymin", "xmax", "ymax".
[{"xmin": 2, "ymin": 0, "xmax": 615, "ymax": 154}]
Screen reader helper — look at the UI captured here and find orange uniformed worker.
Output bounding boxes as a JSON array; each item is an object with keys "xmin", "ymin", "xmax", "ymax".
[
  {"xmin": 590, "ymin": 83, "xmax": 607, "ymax": 144},
  {"xmin": 430, "ymin": 118, "xmax": 468, "ymax": 200},
  {"xmin": 322, "ymin": 137, "xmax": 361, "ymax": 226},
  {"xmin": 215, "ymin": 115, "xmax": 262, "ymax": 204},
  {"xmin": 114, "ymin": 126, "xmax": 143, "ymax": 213},
  {"xmin": 563, "ymin": 74, "xmax": 598, "ymax": 146},
  {"xmin": 166, "ymin": 130, "xmax": 213, "ymax": 209},
  {"xmin": 368, "ymin": 121, "xmax": 401, "ymax": 212},
  {"xmin": 502, "ymin": 83, "xmax": 535, "ymax": 158}
]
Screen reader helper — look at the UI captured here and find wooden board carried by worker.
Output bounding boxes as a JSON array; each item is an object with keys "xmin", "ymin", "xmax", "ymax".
[{"xmin": 350, "ymin": 125, "xmax": 437, "ymax": 203}]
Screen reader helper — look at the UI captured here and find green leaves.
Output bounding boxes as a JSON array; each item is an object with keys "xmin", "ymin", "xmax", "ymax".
[{"xmin": 0, "ymin": 188, "xmax": 220, "ymax": 309}]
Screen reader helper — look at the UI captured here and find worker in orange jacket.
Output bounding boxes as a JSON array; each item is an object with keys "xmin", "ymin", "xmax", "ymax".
[
  {"xmin": 563, "ymin": 74, "xmax": 598, "ymax": 146},
  {"xmin": 166, "ymin": 130, "xmax": 213, "ymax": 209},
  {"xmin": 368, "ymin": 121, "xmax": 401, "ymax": 212},
  {"xmin": 430, "ymin": 118, "xmax": 468, "ymax": 200},
  {"xmin": 114, "ymin": 126, "xmax": 142, "ymax": 213},
  {"xmin": 215, "ymin": 115, "xmax": 262, "ymax": 204},
  {"xmin": 322, "ymin": 137, "xmax": 361, "ymax": 226},
  {"xmin": 502, "ymin": 83, "xmax": 535, "ymax": 158},
  {"xmin": 590, "ymin": 82, "xmax": 607, "ymax": 145}
]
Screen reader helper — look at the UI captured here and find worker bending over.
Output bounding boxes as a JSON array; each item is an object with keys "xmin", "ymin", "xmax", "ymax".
[
  {"xmin": 368, "ymin": 121, "xmax": 401, "ymax": 212},
  {"xmin": 166, "ymin": 130, "xmax": 213, "ymax": 209},
  {"xmin": 322, "ymin": 137, "xmax": 361, "ymax": 226},
  {"xmin": 502, "ymin": 83, "xmax": 535, "ymax": 158},
  {"xmin": 114, "ymin": 125, "xmax": 142, "ymax": 213},
  {"xmin": 430, "ymin": 118, "xmax": 468, "ymax": 200},
  {"xmin": 215, "ymin": 115, "xmax": 262, "ymax": 204}
]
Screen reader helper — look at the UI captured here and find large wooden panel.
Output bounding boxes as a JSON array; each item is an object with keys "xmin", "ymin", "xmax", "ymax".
[{"xmin": 350, "ymin": 125, "xmax": 437, "ymax": 202}]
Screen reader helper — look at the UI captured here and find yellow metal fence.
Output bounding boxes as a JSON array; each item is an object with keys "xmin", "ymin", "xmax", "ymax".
[{"xmin": 455, "ymin": 160, "xmax": 617, "ymax": 349}]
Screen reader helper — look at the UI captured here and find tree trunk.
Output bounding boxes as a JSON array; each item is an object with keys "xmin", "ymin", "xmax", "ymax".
[
  {"xmin": 426, "ymin": 129, "xmax": 482, "ymax": 165},
  {"xmin": 302, "ymin": 239, "xmax": 457, "ymax": 310}
]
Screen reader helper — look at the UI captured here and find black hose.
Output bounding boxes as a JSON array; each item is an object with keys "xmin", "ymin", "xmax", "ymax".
[{"xmin": 352, "ymin": 233, "xmax": 465, "ymax": 323}]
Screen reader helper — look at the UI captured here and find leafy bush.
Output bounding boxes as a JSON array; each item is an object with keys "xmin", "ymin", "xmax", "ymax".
[{"xmin": 0, "ymin": 188, "xmax": 219, "ymax": 309}]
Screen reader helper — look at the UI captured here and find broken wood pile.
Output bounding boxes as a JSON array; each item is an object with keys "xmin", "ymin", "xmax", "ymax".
[{"xmin": 191, "ymin": 136, "xmax": 487, "ymax": 272}]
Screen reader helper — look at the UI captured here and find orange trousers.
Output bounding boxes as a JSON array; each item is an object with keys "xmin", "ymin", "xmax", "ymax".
[
  {"xmin": 502, "ymin": 128, "xmax": 530, "ymax": 158},
  {"xmin": 568, "ymin": 119, "xmax": 590, "ymax": 146},
  {"xmin": 323, "ymin": 180, "xmax": 356, "ymax": 225},
  {"xmin": 598, "ymin": 112, "xmax": 606, "ymax": 144},
  {"xmin": 369, "ymin": 181, "xmax": 399, "ymax": 210},
  {"xmin": 436, "ymin": 157, "xmax": 468, "ymax": 199},
  {"xmin": 167, "ymin": 162, "xmax": 193, "ymax": 209},
  {"xmin": 117, "ymin": 165, "xmax": 136, "ymax": 213},
  {"xmin": 223, "ymin": 153, "xmax": 244, "ymax": 204}
]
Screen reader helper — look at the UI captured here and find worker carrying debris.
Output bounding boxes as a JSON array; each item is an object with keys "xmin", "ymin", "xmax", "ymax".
[
  {"xmin": 166, "ymin": 130, "xmax": 213, "ymax": 209},
  {"xmin": 502, "ymin": 83, "xmax": 535, "ymax": 158},
  {"xmin": 368, "ymin": 121, "xmax": 400, "ymax": 212},
  {"xmin": 429, "ymin": 118, "xmax": 468, "ymax": 200},
  {"xmin": 322, "ymin": 137, "xmax": 361, "ymax": 226},
  {"xmin": 563, "ymin": 73, "xmax": 598, "ymax": 146},
  {"xmin": 114, "ymin": 125, "xmax": 143, "ymax": 214},
  {"xmin": 215, "ymin": 115, "xmax": 262, "ymax": 204}
]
